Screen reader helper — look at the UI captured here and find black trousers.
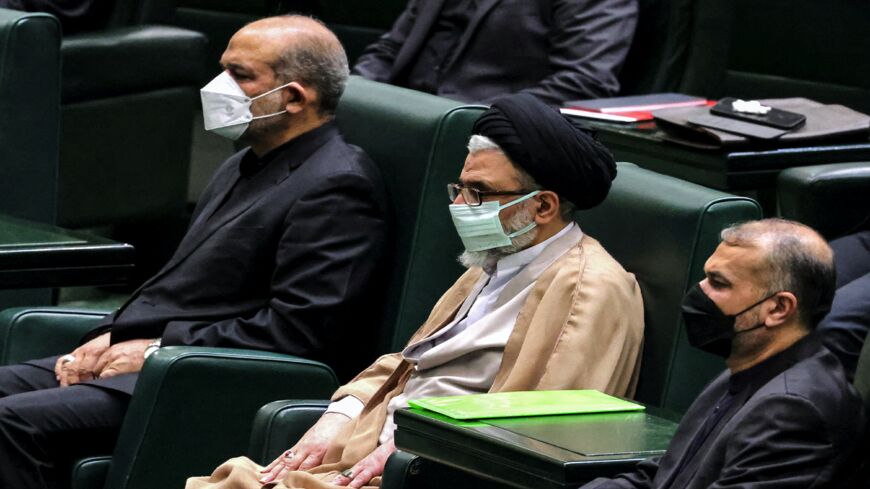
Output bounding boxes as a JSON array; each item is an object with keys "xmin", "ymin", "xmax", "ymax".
[{"xmin": 0, "ymin": 357, "xmax": 130, "ymax": 489}]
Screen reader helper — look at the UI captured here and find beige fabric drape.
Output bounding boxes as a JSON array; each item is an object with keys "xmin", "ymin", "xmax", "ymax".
[{"xmin": 186, "ymin": 235, "xmax": 644, "ymax": 489}]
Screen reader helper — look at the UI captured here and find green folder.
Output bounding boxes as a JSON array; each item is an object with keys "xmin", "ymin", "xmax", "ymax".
[{"xmin": 407, "ymin": 389, "xmax": 645, "ymax": 420}]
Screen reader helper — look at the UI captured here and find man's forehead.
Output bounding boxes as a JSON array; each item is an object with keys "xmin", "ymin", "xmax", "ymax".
[
  {"xmin": 460, "ymin": 150, "xmax": 519, "ymax": 185},
  {"xmin": 706, "ymin": 242, "xmax": 766, "ymax": 280},
  {"xmin": 222, "ymin": 26, "xmax": 292, "ymax": 69}
]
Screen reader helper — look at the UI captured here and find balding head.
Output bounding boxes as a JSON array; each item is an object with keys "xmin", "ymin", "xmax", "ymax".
[
  {"xmin": 234, "ymin": 15, "xmax": 349, "ymax": 115},
  {"xmin": 720, "ymin": 218, "xmax": 835, "ymax": 328}
]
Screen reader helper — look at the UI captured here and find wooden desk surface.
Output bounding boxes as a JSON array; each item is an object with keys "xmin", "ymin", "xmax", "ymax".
[
  {"xmin": 0, "ymin": 214, "xmax": 135, "ymax": 288},
  {"xmin": 395, "ymin": 407, "xmax": 679, "ymax": 489}
]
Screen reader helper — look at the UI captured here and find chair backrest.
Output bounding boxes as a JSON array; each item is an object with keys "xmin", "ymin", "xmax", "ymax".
[
  {"xmin": 0, "ymin": 10, "xmax": 61, "ymax": 313},
  {"xmin": 336, "ymin": 76, "xmax": 483, "ymax": 354},
  {"xmin": 777, "ymin": 162, "xmax": 870, "ymax": 240},
  {"xmin": 106, "ymin": 0, "xmax": 178, "ymax": 27},
  {"xmin": 0, "ymin": 9, "xmax": 60, "ymax": 224},
  {"xmin": 675, "ymin": 0, "xmax": 870, "ymax": 113},
  {"xmin": 577, "ymin": 163, "xmax": 762, "ymax": 413}
]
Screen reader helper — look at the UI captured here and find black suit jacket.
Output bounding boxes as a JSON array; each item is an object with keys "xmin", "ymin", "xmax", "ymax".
[
  {"xmin": 80, "ymin": 122, "xmax": 388, "ymax": 393},
  {"xmin": 352, "ymin": 0, "xmax": 638, "ymax": 105},
  {"xmin": 583, "ymin": 336, "xmax": 865, "ymax": 489},
  {"xmin": 818, "ymin": 230, "xmax": 870, "ymax": 381}
]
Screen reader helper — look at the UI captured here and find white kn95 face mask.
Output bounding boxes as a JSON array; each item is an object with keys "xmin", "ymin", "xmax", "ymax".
[{"xmin": 200, "ymin": 71, "xmax": 292, "ymax": 140}]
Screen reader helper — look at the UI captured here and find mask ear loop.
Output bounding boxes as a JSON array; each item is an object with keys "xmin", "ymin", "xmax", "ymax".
[
  {"xmin": 500, "ymin": 191, "xmax": 541, "ymax": 238},
  {"xmin": 730, "ymin": 291, "xmax": 781, "ymax": 335},
  {"xmin": 248, "ymin": 81, "xmax": 295, "ymax": 121},
  {"xmin": 732, "ymin": 291, "xmax": 780, "ymax": 318}
]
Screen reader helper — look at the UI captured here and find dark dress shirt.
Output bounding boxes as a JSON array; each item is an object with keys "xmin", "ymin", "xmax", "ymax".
[
  {"xmin": 403, "ymin": 0, "xmax": 477, "ymax": 94},
  {"xmin": 582, "ymin": 334, "xmax": 866, "ymax": 489},
  {"xmin": 64, "ymin": 121, "xmax": 389, "ymax": 391}
]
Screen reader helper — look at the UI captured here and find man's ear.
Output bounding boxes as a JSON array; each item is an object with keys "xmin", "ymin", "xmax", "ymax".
[
  {"xmin": 533, "ymin": 191, "xmax": 561, "ymax": 225},
  {"xmin": 763, "ymin": 291, "xmax": 798, "ymax": 328},
  {"xmin": 283, "ymin": 82, "xmax": 311, "ymax": 114}
]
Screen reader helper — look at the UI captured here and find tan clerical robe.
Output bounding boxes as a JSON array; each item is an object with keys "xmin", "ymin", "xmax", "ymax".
[{"xmin": 186, "ymin": 233, "xmax": 644, "ymax": 489}]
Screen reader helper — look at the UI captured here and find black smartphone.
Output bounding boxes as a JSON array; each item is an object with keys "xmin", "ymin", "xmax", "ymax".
[{"xmin": 710, "ymin": 98, "xmax": 806, "ymax": 130}]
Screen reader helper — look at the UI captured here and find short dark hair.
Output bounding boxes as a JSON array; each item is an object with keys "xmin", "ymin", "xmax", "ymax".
[
  {"xmin": 720, "ymin": 218, "xmax": 836, "ymax": 328},
  {"xmin": 269, "ymin": 15, "xmax": 349, "ymax": 116}
]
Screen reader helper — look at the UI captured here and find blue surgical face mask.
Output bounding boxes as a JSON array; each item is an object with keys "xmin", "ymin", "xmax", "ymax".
[{"xmin": 449, "ymin": 191, "xmax": 540, "ymax": 252}]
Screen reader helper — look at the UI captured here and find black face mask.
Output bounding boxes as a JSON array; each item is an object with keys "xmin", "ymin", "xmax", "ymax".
[{"xmin": 681, "ymin": 283, "xmax": 776, "ymax": 358}]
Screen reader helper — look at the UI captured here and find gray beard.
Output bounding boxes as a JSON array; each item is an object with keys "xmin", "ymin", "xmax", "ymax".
[{"xmin": 458, "ymin": 206, "xmax": 539, "ymax": 274}]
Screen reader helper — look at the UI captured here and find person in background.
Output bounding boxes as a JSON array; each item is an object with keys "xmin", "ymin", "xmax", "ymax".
[{"xmin": 353, "ymin": 0, "xmax": 638, "ymax": 106}]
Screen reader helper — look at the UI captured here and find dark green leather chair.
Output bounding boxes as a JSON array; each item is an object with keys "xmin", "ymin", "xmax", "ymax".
[
  {"xmin": 58, "ymin": 0, "xmax": 207, "ymax": 230},
  {"xmin": 669, "ymin": 0, "xmax": 870, "ymax": 113},
  {"xmin": 776, "ymin": 162, "xmax": 870, "ymax": 239},
  {"xmin": 0, "ymin": 9, "xmax": 62, "ymax": 313},
  {"xmin": 335, "ymin": 76, "xmax": 483, "ymax": 354},
  {"xmin": 577, "ymin": 164, "xmax": 762, "ymax": 412},
  {"xmin": 0, "ymin": 9, "xmax": 60, "ymax": 224},
  {"xmin": 247, "ymin": 163, "xmax": 762, "ymax": 487},
  {"xmin": 0, "ymin": 78, "xmax": 482, "ymax": 489}
]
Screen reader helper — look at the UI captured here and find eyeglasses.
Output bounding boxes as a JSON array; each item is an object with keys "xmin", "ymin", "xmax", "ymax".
[{"xmin": 447, "ymin": 183, "xmax": 531, "ymax": 207}]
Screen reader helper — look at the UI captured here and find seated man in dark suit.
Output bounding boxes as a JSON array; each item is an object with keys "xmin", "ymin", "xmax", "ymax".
[
  {"xmin": 352, "ymin": 0, "xmax": 638, "ymax": 106},
  {"xmin": 0, "ymin": 0, "xmax": 112, "ymax": 33},
  {"xmin": 0, "ymin": 15, "xmax": 388, "ymax": 489},
  {"xmin": 818, "ymin": 227, "xmax": 870, "ymax": 381},
  {"xmin": 582, "ymin": 219, "xmax": 866, "ymax": 489}
]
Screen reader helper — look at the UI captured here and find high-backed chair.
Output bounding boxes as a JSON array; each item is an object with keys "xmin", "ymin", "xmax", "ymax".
[
  {"xmin": 776, "ymin": 162, "xmax": 870, "ymax": 240},
  {"xmin": 0, "ymin": 9, "xmax": 62, "ymax": 313},
  {"xmin": 670, "ymin": 0, "xmax": 870, "ymax": 113},
  {"xmin": 334, "ymin": 76, "xmax": 482, "ymax": 354},
  {"xmin": 578, "ymin": 164, "xmax": 762, "ymax": 411},
  {"xmin": 0, "ymin": 78, "xmax": 481, "ymax": 489},
  {"xmin": 57, "ymin": 0, "xmax": 207, "ymax": 230},
  {"xmin": 247, "ymin": 163, "xmax": 762, "ymax": 488}
]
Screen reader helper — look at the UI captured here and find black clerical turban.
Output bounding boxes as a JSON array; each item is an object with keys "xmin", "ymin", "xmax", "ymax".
[{"xmin": 472, "ymin": 93, "xmax": 617, "ymax": 209}]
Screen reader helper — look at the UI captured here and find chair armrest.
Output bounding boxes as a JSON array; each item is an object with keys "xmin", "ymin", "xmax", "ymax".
[
  {"xmin": 382, "ymin": 449, "xmax": 508, "ymax": 489},
  {"xmin": 245, "ymin": 403, "xmax": 502, "ymax": 489},
  {"xmin": 71, "ymin": 456, "xmax": 112, "ymax": 489},
  {"xmin": 382, "ymin": 451, "xmax": 421, "ymax": 489},
  {"xmin": 104, "ymin": 347, "xmax": 340, "ymax": 489},
  {"xmin": 244, "ymin": 400, "xmax": 509, "ymax": 489},
  {"xmin": 777, "ymin": 162, "xmax": 870, "ymax": 239},
  {"xmin": 248, "ymin": 400, "xmax": 330, "ymax": 464},
  {"xmin": 0, "ymin": 307, "xmax": 110, "ymax": 365}
]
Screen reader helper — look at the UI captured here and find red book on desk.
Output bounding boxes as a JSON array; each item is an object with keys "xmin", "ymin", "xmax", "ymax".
[{"xmin": 563, "ymin": 93, "xmax": 711, "ymax": 122}]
